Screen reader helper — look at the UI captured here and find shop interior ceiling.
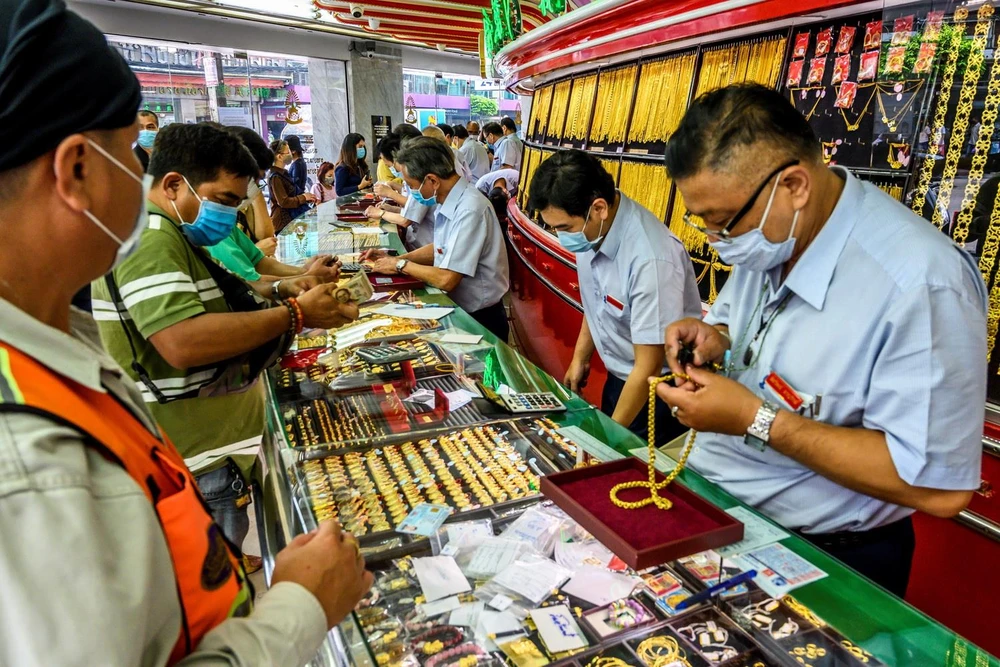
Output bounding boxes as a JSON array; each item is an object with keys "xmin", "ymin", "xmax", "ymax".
[{"xmin": 111, "ymin": 0, "xmax": 566, "ymax": 53}]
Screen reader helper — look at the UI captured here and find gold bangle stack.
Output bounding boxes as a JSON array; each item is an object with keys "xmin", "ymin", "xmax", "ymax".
[
  {"xmin": 566, "ymin": 74, "xmax": 598, "ymax": 142},
  {"xmin": 589, "ymin": 65, "xmax": 638, "ymax": 145},
  {"xmin": 931, "ymin": 4, "xmax": 993, "ymax": 230},
  {"xmin": 547, "ymin": 80, "xmax": 572, "ymax": 142},
  {"xmin": 911, "ymin": 16, "xmax": 966, "ymax": 218},
  {"xmin": 628, "ymin": 53, "xmax": 697, "ymax": 144},
  {"xmin": 618, "ymin": 161, "xmax": 671, "ymax": 220},
  {"xmin": 530, "ymin": 84, "xmax": 554, "ymax": 139}
]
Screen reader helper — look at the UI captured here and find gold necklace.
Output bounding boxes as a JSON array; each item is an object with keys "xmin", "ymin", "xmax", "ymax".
[
  {"xmin": 911, "ymin": 12, "xmax": 967, "ymax": 218},
  {"xmin": 979, "ymin": 175, "xmax": 1000, "ymax": 364},
  {"xmin": 932, "ymin": 3, "xmax": 993, "ymax": 229},
  {"xmin": 838, "ymin": 84, "xmax": 877, "ymax": 131},
  {"xmin": 788, "ymin": 89, "xmax": 823, "ymax": 121},
  {"xmin": 875, "ymin": 80, "xmax": 924, "ymax": 132},
  {"xmin": 821, "ymin": 141, "xmax": 837, "ymax": 165},
  {"xmin": 609, "ymin": 374, "xmax": 696, "ymax": 510},
  {"xmin": 886, "ymin": 143, "xmax": 910, "ymax": 169}
]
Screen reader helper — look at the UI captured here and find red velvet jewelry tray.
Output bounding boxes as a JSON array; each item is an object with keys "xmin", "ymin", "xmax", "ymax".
[
  {"xmin": 540, "ymin": 458, "xmax": 744, "ymax": 570},
  {"xmin": 369, "ymin": 274, "xmax": 425, "ymax": 292}
]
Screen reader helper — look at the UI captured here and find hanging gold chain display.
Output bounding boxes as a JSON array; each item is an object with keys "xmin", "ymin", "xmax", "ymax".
[
  {"xmin": 837, "ymin": 83, "xmax": 878, "ymax": 131},
  {"xmin": 619, "ymin": 161, "xmax": 671, "ymax": 219},
  {"xmin": 589, "ymin": 65, "xmax": 638, "ymax": 145},
  {"xmin": 547, "ymin": 80, "xmax": 572, "ymax": 142},
  {"xmin": 875, "ymin": 80, "xmax": 925, "ymax": 132},
  {"xmin": 955, "ymin": 21, "xmax": 1000, "ymax": 251},
  {"xmin": 565, "ymin": 74, "xmax": 598, "ymax": 142},
  {"xmin": 628, "ymin": 53, "xmax": 697, "ymax": 144},
  {"xmin": 788, "ymin": 88, "xmax": 824, "ymax": 121},
  {"xmin": 932, "ymin": 5, "xmax": 992, "ymax": 229},
  {"xmin": 911, "ymin": 12, "xmax": 967, "ymax": 218},
  {"xmin": 530, "ymin": 85, "xmax": 554, "ymax": 140},
  {"xmin": 600, "ymin": 158, "xmax": 621, "ymax": 185}
]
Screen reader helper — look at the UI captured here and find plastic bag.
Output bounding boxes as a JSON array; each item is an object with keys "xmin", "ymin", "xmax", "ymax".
[
  {"xmin": 474, "ymin": 554, "xmax": 574, "ymax": 619},
  {"xmin": 430, "ymin": 518, "xmax": 494, "ymax": 557},
  {"xmin": 499, "ymin": 505, "xmax": 571, "ymax": 556},
  {"xmin": 455, "ymin": 536, "xmax": 541, "ymax": 580}
]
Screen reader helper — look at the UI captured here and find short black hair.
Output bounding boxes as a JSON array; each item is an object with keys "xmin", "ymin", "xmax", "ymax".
[
  {"xmin": 438, "ymin": 123, "xmax": 455, "ymax": 139},
  {"xmin": 137, "ymin": 110, "xmax": 159, "ymax": 127},
  {"xmin": 454, "ymin": 125, "xmax": 470, "ymax": 140},
  {"xmin": 149, "ymin": 122, "xmax": 258, "ymax": 187},
  {"xmin": 500, "ymin": 117, "xmax": 517, "ymax": 133},
  {"xmin": 664, "ymin": 83, "xmax": 821, "ymax": 181},
  {"xmin": 395, "ymin": 136, "xmax": 457, "ymax": 181},
  {"xmin": 285, "ymin": 135, "xmax": 303, "ymax": 155},
  {"xmin": 482, "ymin": 122, "xmax": 503, "ymax": 137},
  {"xmin": 228, "ymin": 126, "xmax": 273, "ymax": 174},
  {"xmin": 376, "ymin": 134, "xmax": 402, "ymax": 162},
  {"xmin": 528, "ymin": 149, "xmax": 616, "ymax": 218},
  {"xmin": 393, "ymin": 123, "xmax": 422, "ymax": 140},
  {"xmin": 489, "ymin": 186, "xmax": 510, "ymax": 225}
]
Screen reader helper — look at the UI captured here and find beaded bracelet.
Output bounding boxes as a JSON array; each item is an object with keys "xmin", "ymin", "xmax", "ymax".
[
  {"xmin": 289, "ymin": 297, "xmax": 304, "ymax": 333},
  {"xmin": 411, "ymin": 625, "xmax": 464, "ymax": 655},
  {"xmin": 425, "ymin": 642, "xmax": 485, "ymax": 667},
  {"xmin": 608, "ymin": 599, "xmax": 650, "ymax": 629}
]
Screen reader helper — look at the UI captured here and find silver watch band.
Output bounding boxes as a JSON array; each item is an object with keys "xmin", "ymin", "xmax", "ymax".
[{"xmin": 745, "ymin": 401, "xmax": 780, "ymax": 450}]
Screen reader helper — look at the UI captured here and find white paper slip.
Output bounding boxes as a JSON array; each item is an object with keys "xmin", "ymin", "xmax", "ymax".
[
  {"xmin": 444, "ymin": 389, "xmax": 475, "ymax": 411},
  {"xmin": 440, "ymin": 333, "xmax": 484, "ymax": 344},
  {"xmin": 449, "ymin": 601, "xmax": 485, "ymax": 627},
  {"xmin": 466, "ymin": 538, "xmax": 525, "ymax": 578},
  {"xmin": 374, "ymin": 304, "xmax": 455, "ymax": 320},
  {"xmin": 476, "ymin": 610, "xmax": 522, "ymax": 651},
  {"xmin": 530, "ymin": 605, "xmax": 587, "ymax": 653},
  {"xmin": 352, "ymin": 227, "xmax": 384, "ymax": 235},
  {"xmin": 446, "ymin": 522, "xmax": 494, "ymax": 546},
  {"xmin": 562, "ymin": 567, "xmax": 639, "ymax": 607},
  {"xmin": 493, "ymin": 557, "xmax": 572, "ymax": 604},
  {"xmin": 412, "ymin": 556, "xmax": 471, "ymax": 602},
  {"xmin": 554, "ymin": 540, "xmax": 615, "ymax": 570},
  {"xmin": 714, "ymin": 507, "xmax": 790, "ymax": 557},
  {"xmin": 419, "ymin": 596, "xmax": 462, "ymax": 618},
  {"xmin": 734, "ymin": 543, "xmax": 828, "ymax": 598}
]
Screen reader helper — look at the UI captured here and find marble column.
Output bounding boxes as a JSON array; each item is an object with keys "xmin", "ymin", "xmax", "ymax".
[
  {"xmin": 347, "ymin": 43, "xmax": 404, "ymax": 144},
  {"xmin": 308, "ymin": 58, "xmax": 350, "ymax": 165}
]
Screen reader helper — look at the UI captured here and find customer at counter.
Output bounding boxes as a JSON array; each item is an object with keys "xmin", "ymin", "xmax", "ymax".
[
  {"xmin": 0, "ymin": 2, "xmax": 370, "ymax": 663},
  {"xmin": 134, "ymin": 109, "xmax": 158, "ymax": 171},
  {"xmin": 529, "ymin": 150, "xmax": 700, "ymax": 445},
  {"xmin": 456, "ymin": 125, "xmax": 490, "ymax": 180},
  {"xmin": 268, "ymin": 138, "xmax": 316, "ymax": 232},
  {"xmin": 228, "ymin": 126, "xmax": 276, "ymax": 252},
  {"xmin": 93, "ymin": 123, "xmax": 360, "ymax": 552},
  {"xmin": 285, "ymin": 134, "xmax": 308, "ymax": 193},
  {"xmin": 655, "ymin": 83, "xmax": 988, "ymax": 597},
  {"xmin": 334, "ymin": 132, "xmax": 373, "ymax": 196},
  {"xmin": 364, "ymin": 137, "xmax": 511, "ymax": 340}
]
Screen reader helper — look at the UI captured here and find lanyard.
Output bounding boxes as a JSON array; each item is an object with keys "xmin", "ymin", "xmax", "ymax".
[{"xmin": 728, "ymin": 285, "xmax": 793, "ymax": 373}]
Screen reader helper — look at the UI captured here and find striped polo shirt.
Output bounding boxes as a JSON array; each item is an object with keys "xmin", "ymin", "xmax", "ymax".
[{"xmin": 91, "ymin": 203, "xmax": 265, "ymax": 474}]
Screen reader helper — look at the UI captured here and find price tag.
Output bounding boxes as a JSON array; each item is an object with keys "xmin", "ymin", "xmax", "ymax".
[{"xmin": 488, "ymin": 594, "xmax": 514, "ymax": 611}]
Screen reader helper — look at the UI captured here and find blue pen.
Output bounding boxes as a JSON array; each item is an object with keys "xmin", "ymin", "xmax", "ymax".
[{"xmin": 674, "ymin": 569, "xmax": 758, "ymax": 611}]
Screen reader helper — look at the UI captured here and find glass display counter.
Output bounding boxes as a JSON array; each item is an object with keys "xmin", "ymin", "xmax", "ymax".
[{"xmin": 253, "ymin": 195, "xmax": 997, "ymax": 667}]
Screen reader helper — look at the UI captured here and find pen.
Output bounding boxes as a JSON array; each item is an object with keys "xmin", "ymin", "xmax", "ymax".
[
  {"xmin": 489, "ymin": 629, "xmax": 527, "ymax": 640},
  {"xmin": 674, "ymin": 569, "xmax": 757, "ymax": 611}
]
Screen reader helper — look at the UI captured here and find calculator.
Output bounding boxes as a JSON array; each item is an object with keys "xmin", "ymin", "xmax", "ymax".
[
  {"xmin": 355, "ymin": 344, "xmax": 420, "ymax": 365},
  {"xmin": 340, "ymin": 263, "xmax": 364, "ymax": 273},
  {"xmin": 497, "ymin": 392, "xmax": 566, "ymax": 413}
]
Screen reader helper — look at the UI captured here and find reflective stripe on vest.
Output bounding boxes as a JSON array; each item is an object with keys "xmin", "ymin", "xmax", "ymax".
[{"xmin": 0, "ymin": 343, "xmax": 252, "ymax": 664}]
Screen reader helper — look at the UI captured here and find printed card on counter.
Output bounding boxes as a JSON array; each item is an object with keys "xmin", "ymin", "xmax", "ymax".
[
  {"xmin": 530, "ymin": 605, "xmax": 588, "ymax": 653},
  {"xmin": 731, "ymin": 543, "xmax": 828, "ymax": 597},
  {"xmin": 396, "ymin": 503, "xmax": 453, "ymax": 536},
  {"xmin": 714, "ymin": 506, "xmax": 790, "ymax": 557}
]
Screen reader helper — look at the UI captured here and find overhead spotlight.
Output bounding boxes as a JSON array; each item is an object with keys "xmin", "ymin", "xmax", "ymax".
[
  {"xmin": 368, "ymin": 17, "xmax": 380, "ymax": 29},
  {"xmin": 349, "ymin": 3, "xmax": 364, "ymax": 18}
]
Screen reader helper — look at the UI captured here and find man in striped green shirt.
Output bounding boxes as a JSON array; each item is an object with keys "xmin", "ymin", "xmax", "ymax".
[{"xmin": 93, "ymin": 123, "xmax": 358, "ymax": 548}]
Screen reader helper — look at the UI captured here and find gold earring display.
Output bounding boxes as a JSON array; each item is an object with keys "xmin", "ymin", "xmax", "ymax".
[{"xmin": 609, "ymin": 375, "xmax": 697, "ymax": 510}]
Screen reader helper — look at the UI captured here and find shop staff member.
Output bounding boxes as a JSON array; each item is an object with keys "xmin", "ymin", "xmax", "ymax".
[
  {"xmin": 489, "ymin": 117, "xmax": 523, "ymax": 171},
  {"xmin": 364, "ymin": 137, "xmax": 511, "ymax": 340},
  {"xmin": 477, "ymin": 167, "xmax": 519, "ymax": 197},
  {"xmin": 135, "ymin": 109, "xmax": 158, "ymax": 171},
  {"xmin": 0, "ymin": 1, "xmax": 371, "ymax": 663},
  {"xmin": 657, "ymin": 84, "xmax": 987, "ymax": 597},
  {"xmin": 93, "ymin": 123, "xmax": 359, "ymax": 551},
  {"xmin": 530, "ymin": 150, "xmax": 701, "ymax": 444},
  {"xmin": 455, "ymin": 125, "xmax": 490, "ymax": 180}
]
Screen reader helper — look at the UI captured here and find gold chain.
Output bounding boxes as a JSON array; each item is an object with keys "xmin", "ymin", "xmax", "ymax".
[
  {"xmin": 565, "ymin": 74, "xmax": 597, "ymax": 142},
  {"xmin": 932, "ymin": 4, "xmax": 993, "ymax": 229},
  {"xmin": 837, "ymin": 84, "xmax": 878, "ymax": 132},
  {"xmin": 955, "ymin": 21, "xmax": 1000, "ymax": 247},
  {"xmin": 886, "ymin": 143, "xmax": 910, "ymax": 170},
  {"xmin": 609, "ymin": 375, "xmax": 696, "ymax": 510},
  {"xmin": 629, "ymin": 53, "xmax": 697, "ymax": 144},
  {"xmin": 548, "ymin": 80, "xmax": 572, "ymax": 142},
  {"xmin": 788, "ymin": 88, "xmax": 823, "ymax": 121},
  {"xmin": 911, "ymin": 12, "xmax": 967, "ymax": 218},
  {"xmin": 874, "ymin": 80, "xmax": 924, "ymax": 132},
  {"xmin": 530, "ymin": 85, "xmax": 554, "ymax": 140},
  {"xmin": 589, "ymin": 65, "xmax": 638, "ymax": 145},
  {"xmin": 980, "ymin": 193, "xmax": 1000, "ymax": 363},
  {"xmin": 619, "ymin": 161, "xmax": 671, "ymax": 219}
]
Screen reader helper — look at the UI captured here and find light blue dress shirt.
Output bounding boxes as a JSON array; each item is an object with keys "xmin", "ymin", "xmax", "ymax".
[
  {"xmin": 575, "ymin": 193, "xmax": 702, "ymax": 381},
  {"xmin": 692, "ymin": 168, "xmax": 988, "ymax": 534},
  {"xmin": 476, "ymin": 168, "xmax": 520, "ymax": 196},
  {"xmin": 493, "ymin": 134, "xmax": 523, "ymax": 171},
  {"xmin": 433, "ymin": 177, "xmax": 511, "ymax": 313},
  {"xmin": 401, "ymin": 195, "xmax": 436, "ymax": 251},
  {"xmin": 459, "ymin": 139, "xmax": 491, "ymax": 180}
]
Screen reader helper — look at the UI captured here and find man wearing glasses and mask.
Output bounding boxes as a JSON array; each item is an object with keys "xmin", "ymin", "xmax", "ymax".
[{"xmin": 656, "ymin": 84, "xmax": 987, "ymax": 598}]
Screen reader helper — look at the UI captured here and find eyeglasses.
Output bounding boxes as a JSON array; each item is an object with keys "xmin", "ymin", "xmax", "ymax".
[{"xmin": 682, "ymin": 159, "xmax": 799, "ymax": 242}]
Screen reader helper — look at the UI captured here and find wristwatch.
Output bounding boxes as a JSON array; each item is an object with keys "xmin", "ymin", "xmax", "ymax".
[
  {"xmin": 395, "ymin": 259, "xmax": 408, "ymax": 274},
  {"xmin": 744, "ymin": 401, "xmax": 779, "ymax": 451},
  {"xmin": 271, "ymin": 280, "xmax": 282, "ymax": 300}
]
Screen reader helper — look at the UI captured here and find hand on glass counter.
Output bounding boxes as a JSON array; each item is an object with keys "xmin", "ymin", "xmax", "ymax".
[
  {"xmin": 271, "ymin": 520, "xmax": 374, "ymax": 630},
  {"xmin": 297, "ymin": 284, "xmax": 360, "ymax": 329},
  {"xmin": 563, "ymin": 358, "xmax": 590, "ymax": 393},
  {"xmin": 360, "ymin": 248, "xmax": 389, "ymax": 261},
  {"xmin": 371, "ymin": 257, "xmax": 398, "ymax": 275},
  {"xmin": 305, "ymin": 254, "xmax": 342, "ymax": 283}
]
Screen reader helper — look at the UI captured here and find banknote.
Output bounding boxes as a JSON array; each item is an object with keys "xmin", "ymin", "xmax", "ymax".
[{"xmin": 334, "ymin": 270, "xmax": 374, "ymax": 304}]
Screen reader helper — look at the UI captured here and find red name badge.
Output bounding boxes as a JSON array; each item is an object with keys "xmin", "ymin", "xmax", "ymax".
[
  {"xmin": 763, "ymin": 372, "xmax": 803, "ymax": 411},
  {"xmin": 605, "ymin": 295, "xmax": 624, "ymax": 311}
]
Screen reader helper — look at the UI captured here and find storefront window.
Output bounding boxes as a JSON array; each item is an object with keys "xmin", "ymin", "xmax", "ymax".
[{"xmin": 403, "ymin": 68, "xmax": 526, "ymax": 130}]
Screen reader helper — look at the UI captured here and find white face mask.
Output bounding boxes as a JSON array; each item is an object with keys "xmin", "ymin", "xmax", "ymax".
[
  {"xmin": 82, "ymin": 139, "xmax": 152, "ymax": 272},
  {"xmin": 709, "ymin": 170, "xmax": 800, "ymax": 272}
]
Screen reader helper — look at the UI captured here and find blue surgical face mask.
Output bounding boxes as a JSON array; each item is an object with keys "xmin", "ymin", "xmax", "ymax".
[
  {"xmin": 709, "ymin": 170, "xmax": 799, "ymax": 271},
  {"xmin": 390, "ymin": 166, "xmax": 402, "ymax": 178},
  {"xmin": 557, "ymin": 205, "xmax": 604, "ymax": 253},
  {"xmin": 357, "ymin": 146, "xmax": 367, "ymax": 160},
  {"xmin": 487, "ymin": 142, "xmax": 496, "ymax": 152},
  {"xmin": 172, "ymin": 176, "xmax": 240, "ymax": 247},
  {"xmin": 82, "ymin": 139, "xmax": 152, "ymax": 271},
  {"xmin": 410, "ymin": 177, "xmax": 438, "ymax": 207},
  {"xmin": 137, "ymin": 129, "xmax": 157, "ymax": 150}
]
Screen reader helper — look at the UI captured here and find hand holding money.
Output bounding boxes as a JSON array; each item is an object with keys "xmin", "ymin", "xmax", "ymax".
[{"xmin": 333, "ymin": 270, "xmax": 374, "ymax": 304}]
